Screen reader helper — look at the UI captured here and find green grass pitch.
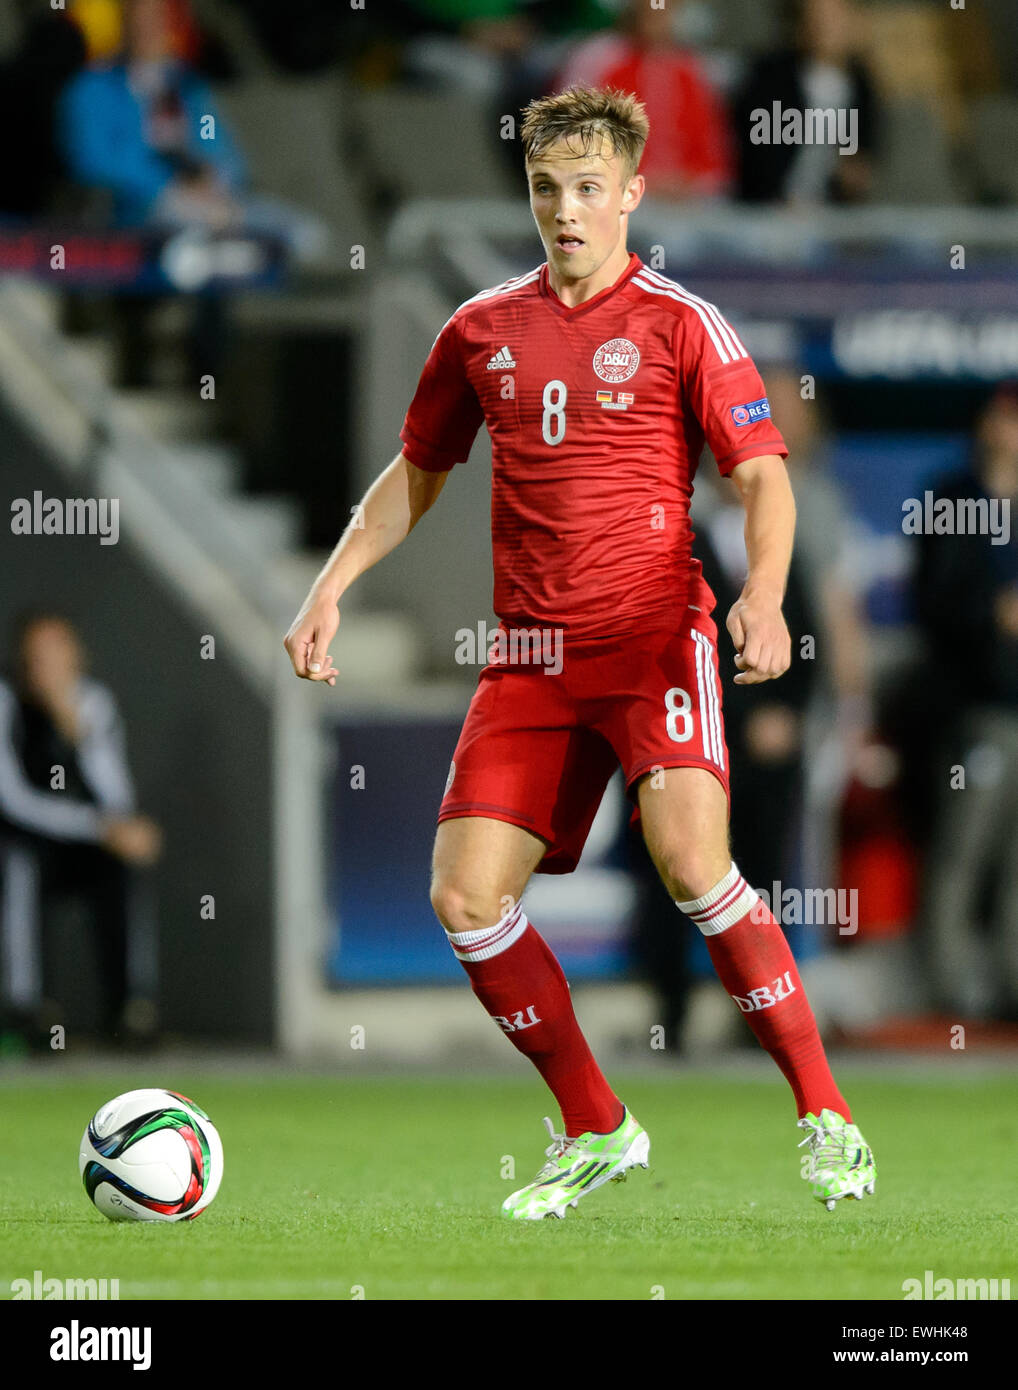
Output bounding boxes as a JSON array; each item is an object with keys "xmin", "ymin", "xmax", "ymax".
[{"xmin": 2, "ymin": 1068, "xmax": 1015, "ymax": 1300}]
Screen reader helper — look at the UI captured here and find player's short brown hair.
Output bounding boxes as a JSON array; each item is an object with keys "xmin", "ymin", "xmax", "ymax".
[{"xmin": 520, "ymin": 85, "xmax": 649, "ymax": 183}]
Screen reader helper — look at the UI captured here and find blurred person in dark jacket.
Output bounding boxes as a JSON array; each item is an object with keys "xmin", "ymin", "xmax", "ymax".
[
  {"xmin": 766, "ymin": 370, "xmax": 873, "ymax": 891},
  {"xmin": 695, "ymin": 480, "xmax": 820, "ymax": 898},
  {"xmin": 913, "ymin": 384, "xmax": 1018, "ymax": 1019},
  {"xmin": 734, "ymin": 0, "xmax": 879, "ymax": 204},
  {"xmin": 0, "ymin": 613, "xmax": 161, "ymax": 1048}
]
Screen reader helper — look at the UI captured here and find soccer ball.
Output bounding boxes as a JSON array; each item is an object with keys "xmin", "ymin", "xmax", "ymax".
[{"xmin": 79, "ymin": 1088, "xmax": 224, "ymax": 1222}]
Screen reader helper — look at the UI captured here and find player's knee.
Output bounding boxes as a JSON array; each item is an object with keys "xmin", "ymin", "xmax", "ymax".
[
  {"xmin": 659, "ymin": 849, "xmax": 731, "ymax": 904},
  {"xmin": 429, "ymin": 878, "xmax": 506, "ymax": 934}
]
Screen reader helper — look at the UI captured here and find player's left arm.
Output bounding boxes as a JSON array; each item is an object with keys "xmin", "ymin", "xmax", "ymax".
[{"xmin": 726, "ymin": 454, "xmax": 796, "ymax": 685}]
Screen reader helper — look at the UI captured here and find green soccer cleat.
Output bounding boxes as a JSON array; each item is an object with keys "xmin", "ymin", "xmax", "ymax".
[
  {"xmin": 501, "ymin": 1107, "xmax": 650, "ymax": 1220},
  {"xmin": 797, "ymin": 1107, "xmax": 877, "ymax": 1212}
]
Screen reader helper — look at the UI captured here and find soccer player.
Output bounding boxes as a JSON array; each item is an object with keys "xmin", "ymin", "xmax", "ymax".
[{"xmin": 283, "ymin": 86, "xmax": 876, "ymax": 1219}]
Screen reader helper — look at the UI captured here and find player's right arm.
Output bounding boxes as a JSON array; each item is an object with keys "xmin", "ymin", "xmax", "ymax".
[
  {"xmin": 283, "ymin": 452, "xmax": 449, "ymax": 684},
  {"xmin": 284, "ymin": 309, "xmax": 483, "ymax": 684}
]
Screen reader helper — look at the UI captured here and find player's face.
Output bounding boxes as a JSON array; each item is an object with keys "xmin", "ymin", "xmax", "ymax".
[{"xmin": 527, "ymin": 138, "xmax": 643, "ymax": 284}]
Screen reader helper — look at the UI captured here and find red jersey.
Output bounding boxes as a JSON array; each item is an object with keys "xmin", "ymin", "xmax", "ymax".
[{"xmin": 400, "ymin": 252, "xmax": 787, "ymax": 641}]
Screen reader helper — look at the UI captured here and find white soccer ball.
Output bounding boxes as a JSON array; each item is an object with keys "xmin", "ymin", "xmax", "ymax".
[{"xmin": 79, "ymin": 1088, "xmax": 224, "ymax": 1222}]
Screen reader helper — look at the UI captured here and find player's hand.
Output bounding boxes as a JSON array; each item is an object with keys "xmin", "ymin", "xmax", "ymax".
[
  {"xmin": 726, "ymin": 591, "xmax": 791, "ymax": 685},
  {"xmin": 283, "ymin": 594, "xmax": 340, "ymax": 686},
  {"xmin": 100, "ymin": 814, "xmax": 162, "ymax": 866}
]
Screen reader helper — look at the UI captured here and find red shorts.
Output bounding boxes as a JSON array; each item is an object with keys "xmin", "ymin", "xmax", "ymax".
[{"xmin": 437, "ymin": 611, "xmax": 731, "ymax": 873}]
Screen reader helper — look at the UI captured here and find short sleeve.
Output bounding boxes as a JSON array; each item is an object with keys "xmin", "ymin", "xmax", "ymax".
[
  {"xmin": 399, "ymin": 316, "xmax": 485, "ymax": 473},
  {"xmin": 677, "ymin": 310, "xmax": 788, "ymax": 476}
]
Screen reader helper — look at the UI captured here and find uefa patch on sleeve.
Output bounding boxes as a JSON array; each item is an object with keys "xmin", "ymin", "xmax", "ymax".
[{"xmin": 730, "ymin": 398, "xmax": 771, "ymax": 427}]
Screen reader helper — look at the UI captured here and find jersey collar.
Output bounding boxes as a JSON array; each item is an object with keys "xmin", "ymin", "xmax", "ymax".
[{"xmin": 539, "ymin": 251, "xmax": 643, "ymax": 318}]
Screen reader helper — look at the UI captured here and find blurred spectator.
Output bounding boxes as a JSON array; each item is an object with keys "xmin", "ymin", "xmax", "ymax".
[
  {"xmin": 694, "ymin": 474, "xmax": 820, "ymax": 899},
  {"xmin": 0, "ymin": 13, "xmax": 87, "ymax": 220},
  {"xmin": 554, "ymin": 0, "xmax": 734, "ymax": 198},
  {"xmin": 56, "ymin": 0, "xmax": 325, "ymax": 386},
  {"xmin": 733, "ymin": 0, "xmax": 878, "ymax": 204},
  {"xmin": 764, "ymin": 370, "xmax": 873, "ymax": 892},
  {"xmin": 913, "ymin": 385, "xmax": 1018, "ymax": 1019},
  {"xmin": 59, "ymin": 0, "xmax": 248, "ymax": 232},
  {"xmin": 767, "ymin": 374, "xmax": 920, "ymax": 978},
  {"xmin": 59, "ymin": 0, "xmax": 324, "ymax": 252},
  {"xmin": 0, "ymin": 613, "xmax": 162, "ymax": 1049},
  {"xmin": 769, "ymin": 375, "xmax": 872, "ymax": 712}
]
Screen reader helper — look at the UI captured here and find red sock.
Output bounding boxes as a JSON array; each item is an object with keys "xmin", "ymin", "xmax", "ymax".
[
  {"xmin": 677, "ymin": 864, "xmax": 851, "ymax": 1121},
  {"xmin": 445, "ymin": 902, "xmax": 624, "ymax": 1138}
]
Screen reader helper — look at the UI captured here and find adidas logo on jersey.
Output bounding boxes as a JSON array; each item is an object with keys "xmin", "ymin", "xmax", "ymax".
[{"xmin": 486, "ymin": 346, "xmax": 517, "ymax": 370}]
